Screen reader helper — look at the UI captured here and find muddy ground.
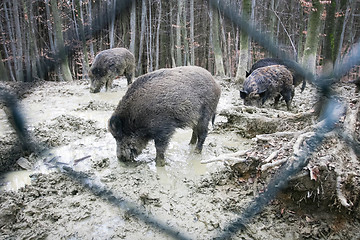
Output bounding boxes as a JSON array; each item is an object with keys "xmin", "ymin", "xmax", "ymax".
[{"xmin": 0, "ymin": 76, "xmax": 359, "ymax": 239}]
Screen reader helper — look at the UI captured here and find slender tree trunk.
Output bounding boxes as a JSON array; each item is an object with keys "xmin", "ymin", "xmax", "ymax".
[
  {"xmin": 27, "ymin": 0, "xmax": 44, "ymax": 80},
  {"xmin": 190, "ymin": 0, "xmax": 195, "ymax": 65},
  {"xmin": 336, "ymin": 1, "xmax": 351, "ymax": 63},
  {"xmin": 109, "ymin": 0, "xmax": 116, "ymax": 48},
  {"xmin": 323, "ymin": 0, "xmax": 336, "ymax": 72},
  {"xmin": 0, "ymin": 55, "xmax": 9, "ymax": 81},
  {"xmin": 333, "ymin": 0, "xmax": 347, "ymax": 63},
  {"xmin": 137, "ymin": 0, "xmax": 146, "ymax": 75},
  {"xmin": 169, "ymin": 1, "xmax": 176, "ymax": 67},
  {"xmin": 176, "ymin": 0, "xmax": 183, "ymax": 66},
  {"xmin": 13, "ymin": 0, "xmax": 24, "ymax": 81},
  {"xmin": 129, "ymin": 0, "xmax": 136, "ymax": 55},
  {"xmin": 182, "ymin": 0, "xmax": 189, "ymax": 65},
  {"xmin": 147, "ymin": 0, "xmax": 153, "ymax": 72},
  {"xmin": 219, "ymin": 15, "xmax": 229, "ymax": 76},
  {"xmin": 87, "ymin": 0, "xmax": 94, "ymax": 59},
  {"xmin": 50, "ymin": 0, "xmax": 73, "ymax": 81},
  {"xmin": 75, "ymin": 0, "xmax": 90, "ymax": 80},
  {"xmin": 210, "ymin": 6, "xmax": 225, "ymax": 77},
  {"xmin": 235, "ymin": 0, "xmax": 251, "ymax": 83},
  {"xmin": 155, "ymin": 0, "xmax": 162, "ymax": 70},
  {"xmin": 301, "ymin": 0, "xmax": 324, "ymax": 74},
  {"xmin": 0, "ymin": 13, "xmax": 15, "ymax": 81}
]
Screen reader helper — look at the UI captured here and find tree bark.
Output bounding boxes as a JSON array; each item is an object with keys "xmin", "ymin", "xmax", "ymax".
[
  {"xmin": 235, "ymin": 0, "xmax": 251, "ymax": 83},
  {"xmin": 129, "ymin": 1, "xmax": 136, "ymax": 55},
  {"xmin": 12, "ymin": 0, "xmax": 24, "ymax": 81},
  {"xmin": 301, "ymin": 0, "xmax": 324, "ymax": 74},
  {"xmin": 155, "ymin": 0, "xmax": 162, "ymax": 70},
  {"xmin": 137, "ymin": 0, "xmax": 146, "ymax": 75},
  {"xmin": 190, "ymin": 0, "xmax": 195, "ymax": 66},
  {"xmin": 50, "ymin": 0, "xmax": 73, "ymax": 81},
  {"xmin": 210, "ymin": 6, "xmax": 225, "ymax": 77},
  {"xmin": 176, "ymin": 0, "xmax": 183, "ymax": 66},
  {"xmin": 75, "ymin": 0, "xmax": 90, "ymax": 80}
]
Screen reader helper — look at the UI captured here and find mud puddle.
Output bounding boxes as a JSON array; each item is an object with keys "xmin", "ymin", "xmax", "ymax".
[{"xmin": 1, "ymin": 77, "xmax": 359, "ymax": 239}]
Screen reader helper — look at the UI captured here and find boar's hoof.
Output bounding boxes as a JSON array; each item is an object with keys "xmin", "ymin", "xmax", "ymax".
[
  {"xmin": 194, "ymin": 148, "xmax": 202, "ymax": 154},
  {"xmin": 155, "ymin": 157, "xmax": 166, "ymax": 167}
]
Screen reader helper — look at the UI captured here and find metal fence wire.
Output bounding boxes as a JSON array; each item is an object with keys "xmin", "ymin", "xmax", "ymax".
[{"xmin": 1, "ymin": 0, "xmax": 360, "ymax": 239}]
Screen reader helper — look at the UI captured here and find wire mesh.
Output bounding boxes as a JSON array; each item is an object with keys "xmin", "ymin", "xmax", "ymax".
[{"xmin": 1, "ymin": 0, "xmax": 359, "ymax": 239}]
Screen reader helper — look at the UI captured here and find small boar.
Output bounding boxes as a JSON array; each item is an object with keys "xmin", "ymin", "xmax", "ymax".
[
  {"xmin": 246, "ymin": 58, "xmax": 305, "ymax": 91},
  {"xmin": 108, "ymin": 66, "xmax": 221, "ymax": 166},
  {"xmin": 240, "ymin": 65, "xmax": 294, "ymax": 110},
  {"xmin": 89, "ymin": 48, "xmax": 135, "ymax": 93}
]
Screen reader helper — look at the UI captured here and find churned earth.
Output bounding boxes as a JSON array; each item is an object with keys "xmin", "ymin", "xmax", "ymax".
[{"xmin": 0, "ymin": 75, "xmax": 359, "ymax": 239}]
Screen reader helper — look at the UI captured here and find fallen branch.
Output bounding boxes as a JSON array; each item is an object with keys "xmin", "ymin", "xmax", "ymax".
[
  {"xmin": 336, "ymin": 174, "xmax": 353, "ymax": 208},
  {"xmin": 293, "ymin": 132, "xmax": 315, "ymax": 157},
  {"xmin": 201, "ymin": 149, "xmax": 250, "ymax": 164},
  {"xmin": 263, "ymin": 150, "xmax": 280, "ymax": 163},
  {"xmin": 261, "ymin": 158, "xmax": 287, "ymax": 172}
]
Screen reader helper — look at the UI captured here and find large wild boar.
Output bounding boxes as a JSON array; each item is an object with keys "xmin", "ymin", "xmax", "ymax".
[
  {"xmin": 89, "ymin": 48, "xmax": 135, "ymax": 93},
  {"xmin": 246, "ymin": 58, "xmax": 305, "ymax": 91},
  {"xmin": 108, "ymin": 66, "xmax": 221, "ymax": 166},
  {"xmin": 240, "ymin": 65, "xmax": 294, "ymax": 110}
]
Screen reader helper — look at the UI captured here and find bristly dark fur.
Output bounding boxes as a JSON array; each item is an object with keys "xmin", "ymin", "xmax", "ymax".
[
  {"xmin": 241, "ymin": 65, "xmax": 294, "ymax": 110},
  {"xmin": 89, "ymin": 48, "xmax": 135, "ymax": 93},
  {"xmin": 246, "ymin": 58, "xmax": 305, "ymax": 91},
  {"xmin": 109, "ymin": 66, "xmax": 221, "ymax": 166}
]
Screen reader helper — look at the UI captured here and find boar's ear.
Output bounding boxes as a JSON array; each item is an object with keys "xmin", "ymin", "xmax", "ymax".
[
  {"xmin": 240, "ymin": 90, "xmax": 248, "ymax": 99},
  {"xmin": 108, "ymin": 115, "xmax": 122, "ymax": 137}
]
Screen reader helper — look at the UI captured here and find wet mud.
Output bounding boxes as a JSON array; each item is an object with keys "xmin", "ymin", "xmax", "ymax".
[{"xmin": 0, "ymin": 77, "xmax": 359, "ymax": 239}]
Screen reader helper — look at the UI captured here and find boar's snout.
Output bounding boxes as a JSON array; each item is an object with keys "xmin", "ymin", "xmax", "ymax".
[{"xmin": 90, "ymin": 86, "xmax": 100, "ymax": 93}]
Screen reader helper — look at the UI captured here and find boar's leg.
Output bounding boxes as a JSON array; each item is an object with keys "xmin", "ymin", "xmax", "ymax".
[
  {"xmin": 105, "ymin": 78, "xmax": 114, "ymax": 92},
  {"xmin": 193, "ymin": 113, "xmax": 211, "ymax": 154},
  {"xmin": 274, "ymin": 94, "xmax": 281, "ymax": 109},
  {"xmin": 189, "ymin": 130, "xmax": 198, "ymax": 145},
  {"xmin": 125, "ymin": 72, "xmax": 133, "ymax": 85},
  {"xmin": 154, "ymin": 136, "xmax": 170, "ymax": 167},
  {"xmin": 281, "ymin": 86, "xmax": 294, "ymax": 110}
]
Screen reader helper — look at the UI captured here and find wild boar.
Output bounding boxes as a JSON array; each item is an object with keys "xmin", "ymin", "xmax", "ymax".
[
  {"xmin": 240, "ymin": 65, "xmax": 294, "ymax": 110},
  {"xmin": 89, "ymin": 48, "xmax": 135, "ymax": 93},
  {"xmin": 108, "ymin": 66, "xmax": 221, "ymax": 166},
  {"xmin": 246, "ymin": 58, "xmax": 305, "ymax": 91}
]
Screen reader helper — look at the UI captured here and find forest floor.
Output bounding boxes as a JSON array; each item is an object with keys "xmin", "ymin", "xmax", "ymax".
[{"xmin": 0, "ymin": 75, "xmax": 360, "ymax": 239}]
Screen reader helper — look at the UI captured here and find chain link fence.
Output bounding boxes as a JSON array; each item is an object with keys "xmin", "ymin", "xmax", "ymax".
[{"xmin": 1, "ymin": 0, "xmax": 360, "ymax": 239}]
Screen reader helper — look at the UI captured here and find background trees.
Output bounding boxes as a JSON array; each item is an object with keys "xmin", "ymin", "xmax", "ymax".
[{"xmin": 0, "ymin": 0, "xmax": 359, "ymax": 82}]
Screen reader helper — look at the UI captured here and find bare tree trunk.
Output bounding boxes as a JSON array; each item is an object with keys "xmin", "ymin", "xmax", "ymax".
[
  {"xmin": 336, "ymin": 1, "xmax": 351, "ymax": 63},
  {"xmin": 169, "ymin": 1, "xmax": 176, "ymax": 67},
  {"xmin": 155, "ymin": 0, "xmax": 162, "ymax": 70},
  {"xmin": 190, "ymin": 0, "xmax": 195, "ymax": 65},
  {"xmin": 137, "ymin": 0, "xmax": 146, "ymax": 75},
  {"xmin": 75, "ymin": 0, "xmax": 90, "ymax": 80},
  {"xmin": 0, "ymin": 55, "xmax": 9, "ymax": 81},
  {"xmin": 219, "ymin": 15, "xmax": 229, "ymax": 76},
  {"xmin": 301, "ymin": 0, "xmax": 324, "ymax": 74},
  {"xmin": 182, "ymin": 0, "xmax": 190, "ymax": 65},
  {"xmin": 87, "ymin": 0, "xmax": 94, "ymax": 59},
  {"xmin": 147, "ymin": 0, "xmax": 153, "ymax": 72},
  {"xmin": 50, "ymin": 0, "xmax": 73, "ymax": 81},
  {"xmin": 13, "ymin": 0, "xmax": 24, "ymax": 81},
  {"xmin": 129, "ymin": 1, "xmax": 136, "ymax": 55},
  {"xmin": 176, "ymin": 0, "xmax": 183, "ymax": 66},
  {"xmin": 0, "ymin": 16, "xmax": 15, "ymax": 81},
  {"xmin": 210, "ymin": 6, "xmax": 225, "ymax": 77},
  {"xmin": 235, "ymin": 0, "xmax": 252, "ymax": 83},
  {"xmin": 109, "ymin": 0, "xmax": 116, "ymax": 48},
  {"xmin": 27, "ymin": 0, "xmax": 44, "ymax": 80}
]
